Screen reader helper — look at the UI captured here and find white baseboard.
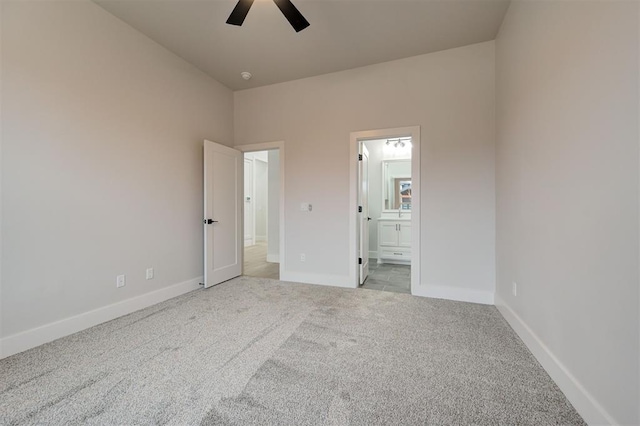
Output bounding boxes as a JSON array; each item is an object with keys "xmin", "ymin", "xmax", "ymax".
[
  {"xmin": 266, "ymin": 253, "xmax": 280, "ymax": 263},
  {"xmin": 495, "ymin": 295, "xmax": 617, "ymax": 426},
  {"xmin": 280, "ymin": 271, "xmax": 355, "ymax": 289},
  {"xmin": 412, "ymin": 284, "xmax": 494, "ymax": 305},
  {"xmin": 0, "ymin": 276, "xmax": 202, "ymax": 360},
  {"xmin": 368, "ymin": 251, "xmax": 378, "ymax": 259}
]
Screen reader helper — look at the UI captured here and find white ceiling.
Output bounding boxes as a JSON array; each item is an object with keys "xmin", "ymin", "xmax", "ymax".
[{"xmin": 94, "ymin": 0, "xmax": 510, "ymax": 90}]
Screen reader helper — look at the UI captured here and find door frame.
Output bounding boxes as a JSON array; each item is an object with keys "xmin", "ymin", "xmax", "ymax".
[
  {"xmin": 236, "ymin": 141, "xmax": 286, "ymax": 278},
  {"xmin": 349, "ymin": 126, "xmax": 421, "ymax": 294}
]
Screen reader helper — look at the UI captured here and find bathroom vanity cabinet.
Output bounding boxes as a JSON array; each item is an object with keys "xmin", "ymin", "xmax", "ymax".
[{"xmin": 377, "ymin": 218, "xmax": 411, "ymax": 264}]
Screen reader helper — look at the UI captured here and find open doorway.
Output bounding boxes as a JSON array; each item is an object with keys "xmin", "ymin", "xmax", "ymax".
[
  {"xmin": 350, "ymin": 127, "xmax": 421, "ymax": 295},
  {"xmin": 359, "ymin": 138, "xmax": 412, "ymax": 294},
  {"xmin": 241, "ymin": 148, "xmax": 282, "ymax": 280}
]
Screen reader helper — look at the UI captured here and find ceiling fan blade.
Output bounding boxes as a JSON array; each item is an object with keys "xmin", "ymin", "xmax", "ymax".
[
  {"xmin": 226, "ymin": 0, "xmax": 255, "ymax": 26},
  {"xmin": 273, "ymin": 0, "xmax": 310, "ymax": 32}
]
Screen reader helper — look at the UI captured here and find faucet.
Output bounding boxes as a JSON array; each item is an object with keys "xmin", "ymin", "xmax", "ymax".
[{"xmin": 398, "ymin": 207, "xmax": 402, "ymax": 218}]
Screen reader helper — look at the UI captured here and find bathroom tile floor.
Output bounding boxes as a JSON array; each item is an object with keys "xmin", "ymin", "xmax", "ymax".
[{"xmin": 360, "ymin": 260, "xmax": 411, "ymax": 294}]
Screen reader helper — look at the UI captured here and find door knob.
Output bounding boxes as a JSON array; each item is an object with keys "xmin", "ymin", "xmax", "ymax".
[{"xmin": 203, "ymin": 219, "xmax": 218, "ymax": 224}]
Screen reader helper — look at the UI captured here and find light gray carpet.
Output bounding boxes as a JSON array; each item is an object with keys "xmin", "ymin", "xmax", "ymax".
[{"xmin": 0, "ymin": 277, "xmax": 584, "ymax": 425}]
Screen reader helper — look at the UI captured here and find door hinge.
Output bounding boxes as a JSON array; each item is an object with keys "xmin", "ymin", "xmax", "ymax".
[
  {"xmin": 358, "ymin": 257, "xmax": 363, "ymax": 265},
  {"xmin": 358, "ymin": 206, "xmax": 363, "ymax": 213},
  {"xmin": 358, "ymin": 154, "xmax": 363, "ymax": 161}
]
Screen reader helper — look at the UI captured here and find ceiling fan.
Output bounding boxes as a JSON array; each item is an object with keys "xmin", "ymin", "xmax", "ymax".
[{"xmin": 226, "ymin": 0, "xmax": 310, "ymax": 33}]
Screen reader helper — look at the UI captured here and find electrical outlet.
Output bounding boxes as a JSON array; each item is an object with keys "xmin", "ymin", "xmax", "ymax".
[
  {"xmin": 146, "ymin": 268, "xmax": 154, "ymax": 280},
  {"xmin": 116, "ymin": 274, "xmax": 126, "ymax": 288},
  {"xmin": 512, "ymin": 282, "xmax": 517, "ymax": 297},
  {"xmin": 300, "ymin": 253, "xmax": 306, "ymax": 262}
]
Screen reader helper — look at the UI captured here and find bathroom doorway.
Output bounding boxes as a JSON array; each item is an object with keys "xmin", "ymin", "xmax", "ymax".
[
  {"xmin": 361, "ymin": 138, "xmax": 412, "ymax": 293},
  {"xmin": 350, "ymin": 127, "xmax": 421, "ymax": 295}
]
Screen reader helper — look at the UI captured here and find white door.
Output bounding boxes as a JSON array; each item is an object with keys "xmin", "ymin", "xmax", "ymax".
[
  {"xmin": 358, "ymin": 144, "xmax": 370, "ymax": 284},
  {"xmin": 204, "ymin": 140, "xmax": 243, "ymax": 288}
]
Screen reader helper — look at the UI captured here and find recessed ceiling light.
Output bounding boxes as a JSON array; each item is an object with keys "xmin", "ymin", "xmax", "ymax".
[{"xmin": 241, "ymin": 71, "xmax": 252, "ymax": 81}]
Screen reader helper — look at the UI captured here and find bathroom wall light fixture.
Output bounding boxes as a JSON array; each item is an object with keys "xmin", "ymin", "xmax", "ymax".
[{"xmin": 386, "ymin": 137, "xmax": 411, "ymax": 149}]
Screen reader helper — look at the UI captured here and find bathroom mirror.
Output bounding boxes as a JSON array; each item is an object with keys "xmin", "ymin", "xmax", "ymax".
[{"xmin": 382, "ymin": 159, "xmax": 411, "ymax": 211}]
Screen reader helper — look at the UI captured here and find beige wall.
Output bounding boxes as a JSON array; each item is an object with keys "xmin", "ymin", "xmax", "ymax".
[
  {"xmin": 234, "ymin": 41, "xmax": 496, "ymax": 301},
  {"xmin": 495, "ymin": 1, "xmax": 639, "ymax": 424},
  {"xmin": 1, "ymin": 0, "xmax": 233, "ymax": 341}
]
